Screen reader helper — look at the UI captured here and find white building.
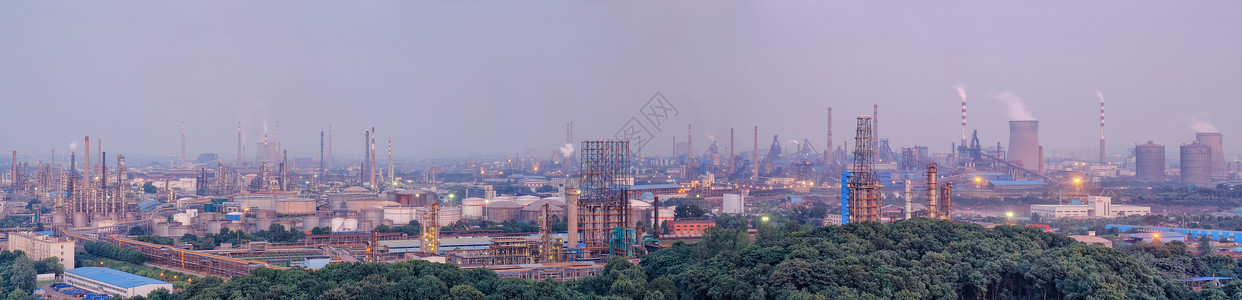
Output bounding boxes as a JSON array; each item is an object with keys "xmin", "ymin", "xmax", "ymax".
[
  {"xmin": 64, "ymin": 267, "xmax": 173, "ymax": 298},
  {"xmin": 722, "ymin": 194, "xmax": 745, "ymax": 215},
  {"xmin": 1030, "ymin": 196, "xmax": 1150, "ymax": 219},
  {"xmin": 7, "ymin": 231, "xmax": 75, "ymax": 269}
]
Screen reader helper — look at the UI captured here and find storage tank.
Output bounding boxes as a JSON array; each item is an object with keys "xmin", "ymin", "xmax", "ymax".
[
  {"xmin": 542, "ymin": 197, "xmax": 567, "ymax": 208},
  {"xmin": 207, "ymin": 220, "xmax": 225, "ymax": 234},
  {"xmin": 72, "ymin": 212, "xmax": 88, "ymax": 228},
  {"xmin": 461, "ymin": 197, "xmax": 486, "ymax": 220},
  {"xmin": 628, "ymin": 200, "xmax": 653, "ymax": 228},
  {"xmin": 254, "ymin": 209, "xmax": 278, "ymax": 219},
  {"xmin": 168, "ymin": 224, "xmax": 190, "ymax": 237},
  {"xmin": 361, "ymin": 207, "xmax": 385, "ymax": 226},
  {"xmin": 1181, "ymin": 141, "xmax": 1213, "ymax": 185},
  {"xmin": 1196, "ymin": 133, "xmax": 1225, "ymax": 178},
  {"xmin": 154, "ymin": 222, "xmax": 171, "ymax": 236},
  {"xmin": 358, "ymin": 219, "xmax": 374, "ymax": 231},
  {"xmin": 256, "ymin": 218, "xmax": 275, "ymax": 232},
  {"xmin": 346, "ymin": 197, "xmax": 401, "ymax": 211},
  {"xmin": 383, "ymin": 206, "xmax": 418, "ymax": 226},
  {"xmin": 520, "ymin": 201, "xmax": 564, "ymax": 222},
  {"xmin": 51, "ymin": 213, "xmax": 67, "ymax": 228},
  {"xmin": 224, "ymin": 221, "xmax": 245, "ymax": 233},
  {"xmin": 330, "ymin": 217, "xmax": 346, "ymax": 232},
  {"xmin": 1135, "ymin": 141, "xmax": 1166, "ymax": 181},
  {"xmin": 93, "ymin": 219, "xmax": 117, "ymax": 228},
  {"xmin": 277, "ymin": 198, "xmax": 318, "ymax": 215},
  {"xmin": 485, "ymin": 200, "xmax": 522, "ymax": 222},
  {"xmin": 515, "ymin": 195, "xmax": 540, "ymax": 207},
  {"xmin": 1006, "ymin": 120, "xmax": 1042, "ymax": 172},
  {"xmin": 342, "ymin": 218, "xmax": 359, "ymax": 231},
  {"xmin": 302, "ymin": 215, "xmax": 322, "ymax": 231}
]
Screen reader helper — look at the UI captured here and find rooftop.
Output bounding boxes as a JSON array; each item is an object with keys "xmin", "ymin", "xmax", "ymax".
[{"xmin": 65, "ymin": 267, "xmax": 170, "ymax": 289}]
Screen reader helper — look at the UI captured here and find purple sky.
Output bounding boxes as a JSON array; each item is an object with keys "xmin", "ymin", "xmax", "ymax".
[{"xmin": 1, "ymin": 1, "xmax": 1240, "ymax": 161}]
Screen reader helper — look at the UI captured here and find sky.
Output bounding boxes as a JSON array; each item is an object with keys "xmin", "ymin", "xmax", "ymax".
[{"xmin": 2, "ymin": 1, "xmax": 1241, "ymax": 162}]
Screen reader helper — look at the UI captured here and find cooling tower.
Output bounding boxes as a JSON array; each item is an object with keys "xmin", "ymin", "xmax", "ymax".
[
  {"xmin": 1006, "ymin": 120, "xmax": 1042, "ymax": 172},
  {"xmin": 1195, "ymin": 133, "xmax": 1224, "ymax": 178},
  {"xmin": 1135, "ymin": 141, "xmax": 1166, "ymax": 181},
  {"xmin": 1180, "ymin": 141, "xmax": 1212, "ymax": 185}
]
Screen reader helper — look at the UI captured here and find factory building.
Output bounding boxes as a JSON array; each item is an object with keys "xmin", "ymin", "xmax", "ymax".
[
  {"xmin": 666, "ymin": 219, "xmax": 716, "ymax": 236},
  {"xmin": 64, "ymin": 267, "xmax": 172, "ymax": 298},
  {"xmin": 1030, "ymin": 196, "xmax": 1150, "ymax": 219},
  {"xmin": 1135, "ymin": 141, "xmax": 1166, "ymax": 181},
  {"xmin": 7, "ymin": 231, "xmax": 75, "ymax": 269}
]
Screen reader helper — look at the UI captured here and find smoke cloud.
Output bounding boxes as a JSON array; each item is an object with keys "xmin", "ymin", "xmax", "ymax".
[
  {"xmin": 706, "ymin": 134, "xmax": 715, "ymax": 142},
  {"xmin": 993, "ymin": 91, "xmax": 1035, "ymax": 120},
  {"xmin": 69, "ymin": 142, "xmax": 78, "ymax": 151},
  {"xmin": 1188, "ymin": 112, "xmax": 1219, "ymax": 133},
  {"xmin": 1096, "ymin": 90, "xmax": 1104, "ymax": 103},
  {"xmin": 559, "ymin": 143, "xmax": 574, "ymax": 158},
  {"xmin": 789, "ymin": 139, "xmax": 800, "ymax": 145},
  {"xmin": 952, "ymin": 84, "xmax": 967, "ymax": 102}
]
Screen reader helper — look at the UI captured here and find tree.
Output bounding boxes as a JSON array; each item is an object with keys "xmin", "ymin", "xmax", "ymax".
[
  {"xmin": 311, "ymin": 226, "xmax": 332, "ymax": 235},
  {"xmin": 11, "ymin": 255, "xmax": 36, "ymax": 293},
  {"xmin": 143, "ymin": 181, "xmax": 158, "ymax": 194},
  {"xmin": 675, "ymin": 204, "xmax": 706, "ymax": 219},
  {"xmin": 129, "ymin": 226, "xmax": 150, "ymax": 236},
  {"xmin": 34, "ymin": 257, "xmax": 63, "ymax": 275},
  {"xmin": 1197, "ymin": 235, "xmax": 1214, "ymax": 256}
]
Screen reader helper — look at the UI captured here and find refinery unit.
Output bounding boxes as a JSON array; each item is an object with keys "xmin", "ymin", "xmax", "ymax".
[{"xmin": 0, "ymin": 93, "xmax": 1236, "ymax": 280}]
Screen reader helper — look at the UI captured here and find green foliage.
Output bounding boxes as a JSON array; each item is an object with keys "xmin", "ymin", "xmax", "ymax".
[
  {"xmin": 674, "ymin": 204, "xmax": 706, "ymax": 219},
  {"xmin": 135, "ymin": 235, "xmax": 175, "ymax": 246},
  {"xmin": 10, "ymin": 256, "xmax": 35, "ymax": 293},
  {"xmin": 83, "ymin": 241, "xmax": 146, "ymax": 264},
  {"xmin": 259, "ymin": 223, "xmax": 306, "ymax": 243},
  {"xmin": 33, "ymin": 257, "xmax": 63, "ymax": 275},
  {"xmin": 311, "ymin": 226, "xmax": 333, "ymax": 235},
  {"xmin": 128, "ymin": 225, "xmax": 150, "ymax": 236},
  {"xmin": 143, "ymin": 181, "xmax": 158, "ymax": 194}
]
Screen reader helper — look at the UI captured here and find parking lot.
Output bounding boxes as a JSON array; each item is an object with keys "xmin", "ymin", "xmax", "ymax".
[{"xmin": 36, "ymin": 283, "xmax": 112, "ymax": 300}]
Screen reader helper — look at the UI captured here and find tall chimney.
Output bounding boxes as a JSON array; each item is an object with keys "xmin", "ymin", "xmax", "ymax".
[
  {"xmin": 961, "ymin": 95, "xmax": 968, "ymax": 146},
  {"xmin": 566, "ymin": 187, "xmax": 579, "ymax": 249},
  {"xmin": 926, "ymin": 163, "xmax": 939, "ymax": 219},
  {"xmin": 1099, "ymin": 97, "xmax": 1106, "ymax": 164},
  {"xmin": 117, "ymin": 155, "xmax": 126, "ymax": 216},
  {"xmin": 84, "ymin": 136, "xmax": 91, "ymax": 185},
  {"xmin": 688, "ymin": 124, "xmax": 693, "ymax": 160},
  {"xmin": 10, "ymin": 151, "xmax": 15, "ymax": 193},
  {"xmin": 364, "ymin": 129, "xmax": 370, "ymax": 186},
  {"xmin": 328, "ymin": 124, "xmax": 334, "ymax": 170},
  {"xmin": 729, "ymin": 128, "xmax": 735, "ymax": 174},
  {"xmin": 181, "ymin": 121, "xmax": 187, "ymax": 167},
  {"xmin": 903, "ymin": 178, "xmax": 912, "ymax": 220},
  {"xmin": 753, "ymin": 126, "xmax": 759, "ymax": 180},
  {"xmin": 371, "ymin": 127, "xmax": 377, "ymax": 190},
  {"xmin": 388, "ymin": 139, "xmax": 393, "ymax": 188},
  {"xmin": 1006, "ymin": 120, "xmax": 1041, "ymax": 172},
  {"xmin": 320, "ymin": 131, "xmax": 325, "ymax": 173}
]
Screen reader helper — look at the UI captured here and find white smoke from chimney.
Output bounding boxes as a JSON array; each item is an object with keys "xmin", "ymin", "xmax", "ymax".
[
  {"xmin": 706, "ymin": 134, "xmax": 715, "ymax": 142},
  {"xmin": 789, "ymin": 139, "xmax": 800, "ymax": 145},
  {"xmin": 1095, "ymin": 90, "xmax": 1104, "ymax": 103},
  {"xmin": 69, "ymin": 142, "xmax": 78, "ymax": 151},
  {"xmin": 993, "ymin": 91, "xmax": 1035, "ymax": 120},
  {"xmin": 952, "ymin": 84, "xmax": 967, "ymax": 102},
  {"xmin": 560, "ymin": 143, "xmax": 575, "ymax": 158},
  {"xmin": 1188, "ymin": 112, "xmax": 1219, "ymax": 133}
]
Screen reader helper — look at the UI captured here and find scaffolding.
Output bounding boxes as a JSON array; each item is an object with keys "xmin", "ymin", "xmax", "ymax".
[
  {"xmin": 847, "ymin": 116, "xmax": 882, "ymax": 223},
  {"xmin": 578, "ymin": 140, "xmax": 631, "ymax": 257},
  {"xmin": 420, "ymin": 199, "xmax": 440, "ymax": 254}
]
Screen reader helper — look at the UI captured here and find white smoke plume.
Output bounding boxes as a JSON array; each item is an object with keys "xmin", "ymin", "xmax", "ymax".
[
  {"xmin": 560, "ymin": 143, "xmax": 575, "ymax": 158},
  {"xmin": 993, "ymin": 91, "xmax": 1035, "ymax": 120},
  {"xmin": 1189, "ymin": 112, "xmax": 1219, "ymax": 133},
  {"xmin": 1096, "ymin": 90, "xmax": 1104, "ymax": 103},
  {"xmin": 69, "ymin": 142, "xmax": 78, "ymax": 151},
  {"xmin": 706, "ymin": 134, "xmax": 715, "ymax": 142},
  {"xmin": 952, "ymin": 84, "xmax": 967, "ymax": 102},
  {"xmin": 789, "ymin": 139, "xmax": 800, "ymax": 145}
]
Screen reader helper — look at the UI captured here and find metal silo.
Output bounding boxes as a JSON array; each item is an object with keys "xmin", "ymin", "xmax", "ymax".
[
  {"xmin": 1135, "ymin": 141, "xmax": 1166, "ymax": 181},
  {"xmin": 1181, "ymin": 141, "xmax": 1212, "ymax": 185},
  {"xmin": 1196, "ymin": 133, "xmax": 1225, "ymax": 178}
]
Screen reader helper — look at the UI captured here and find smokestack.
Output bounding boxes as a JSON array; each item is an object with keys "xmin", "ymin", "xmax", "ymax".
[
  {"xmin": 954, "ymin": 85, "xmax": 967, "ymax": 146},
  {"xmin": 688, "ymin": 124, "xmax": 693, "ymax": 160},
  {"xmin": 1196, "ymin": 132, "xmax": 1225, "ymax": 178},
  {"xmin": 237, "ymin": 122, "xmax": 243, "ymax": 167},
  {"xmin": 117, "ymin": 155, "xmax": 125, "ymax": 216},
  {"xmin": 1006, "ymin": 121, "xmax": 1041, "ymax": 172},
  {"xmin": 84, "ymin": 136, "xmax": 90, "ymax": 185},
  {"xmin": 903, "ymin": 178, "xmax": 912, "ymax": 220},
  {"xmin": 371, "ymin": 127, "xmax": 377, "ymax": 190},
  {"xmin": 364, "ymin": 129, "xmax": 370, "ymax": 186},
  {"xmin": 181, "ymin": 122, "xmax": 187, "ymax": 167},
  {"xmin": 753, "ymin": 126, "xmax": 759, "ymax": 179},
  {"xmin": 388, "ymin": 139, "xmax": 393, "ymax": 188},
  {"xmin": 320, "ymin": 131, "xmax": 325, "ymax": 173},
  {"xmin": 566, "ymin": 187, "xmax": 579, "ymax": 249},
  {"xmin": 1099, "ymin": 92, "xmax": 1106, "ymax": 164},
  {"xmin": 10, "ymin": 151, "xmax": 15, "ymax": 192},
  {"xmin": 926, "ymin": 163, "xmax": 939, "ymax": 219},
  {"xmin": 328, "ymin": 124, "xmax": 334, "ymax": 170},
  {"xmin": 873, "ymin": 104, "xmax": 879, "ymax": 153},
  {"xmin": 730, "ymin": 128, "xmax": 735, "ymax": 174}
]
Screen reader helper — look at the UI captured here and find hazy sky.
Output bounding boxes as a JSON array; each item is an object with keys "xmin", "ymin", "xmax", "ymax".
[{"xmin": 2, "ymin": 1, "xmax": 1240, "ymax": 161}]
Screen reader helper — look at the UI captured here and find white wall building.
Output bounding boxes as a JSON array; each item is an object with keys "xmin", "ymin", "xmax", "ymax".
[
  {"xmin": 1030, "ymin": 196, "xmax": 1150, "ymax": 219},
  {"xmin": 722, "ymin": 194, "xmax": 745, "ymax": 215},
  {"xmin": 64, "ymin": 267, "xmax": 173, "ymax": 298}
]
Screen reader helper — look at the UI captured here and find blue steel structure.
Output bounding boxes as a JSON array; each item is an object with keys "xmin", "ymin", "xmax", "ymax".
[{"xmin": 840, "ymin": 171, "xmax": 851, "ymax": 224}]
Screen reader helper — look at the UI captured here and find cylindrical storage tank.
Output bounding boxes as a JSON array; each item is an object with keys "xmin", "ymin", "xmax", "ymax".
[
  {"xmin": 462, "ymin": 197, "xmax": 485, "ymax": 220},
  {"xmin": 1136, "ymin": 141, "xmax": 1166, "ymax": 181},
  {"xmin": 254, "ymin": 209, "xmax": 278, "ymax": 219},
  {"xmin": 207, "ymin": 220, "xmax": 225, "ymax": 234},
  {"xmin": 484, "ymin": 200, "xmax": 522, "ymax": 222},
  {"xmin": 51, "ymin": 213, "xmax": 67, "ymax": 228},
  {"xmin": 542, "ymin": 197, "xmax": 567, "ymax": 209},
  {"xmin": 1181, "ymin": 141, "xmax": 1213, "ymax": 185},
  {"xmin": 72, "ymin": 212, "xmax": 88, "ymax": 228},
  {"xmin": 342, "ymin": 218, "xmax": 359, "ymax": 231},
  {"xmin": 302, "ymin": 215, "xmax": 322, "ymax": 231},
  {"xmin": 383, "ymin": 206, "xmax": 418, "ymax": 226},
  {"xmin": 168, "ymin": 225, "xmax": 189, "ymax": 237},
  {"xmin": 155, "ymin": 222, "xmax": 171, "ymax": 236},
  {"xmin": 361, "ymin": 207, "xmax": 385, "ymax": 226},
  {"xmin": 1006, "ymin": 120, "xmax": 1042, "ymax": 172},
  {"xmin": 277, "ymin": 198, "xmax": 318, "ymax": 215},
  {"xmin": 628, "ymin": 200, "xmax": 653, "ymax": 228},
  {"xmin": 1196, "ymin": 133, "xmax": 1225, "ymax": 178},
  {"xmin": 358, "ymin": 219, "xmax": 374, "ymax": 231},
  {"xmin": 520, "ymin": 201, "xmax": 564, "ymax": 222},
  {"xmin": 226, "ymin": 212, "xmax": 245, "ymax": 221},
  {"xmin": 224, "ymin": 221, "xmax": 245, "ymax": 233},
  {"xmin": 491, "ymin": 196, "xmax": 513, "ymax": 203},
  {"xmin": 330, "ymin": 217, "xmax": 346, "ymax": 232},
  {"xmin": 515, "ymin": 195, "xmax": 539, "ymax": 207},
  {"xmin": 256, "ymin": 218, "xmax": 275, "ymax": 232}
]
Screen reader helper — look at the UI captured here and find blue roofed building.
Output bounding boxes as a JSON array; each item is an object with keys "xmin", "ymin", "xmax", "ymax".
[{"xmin": 63, "ymin": 267, "xmax": 173, "ymax": 297}]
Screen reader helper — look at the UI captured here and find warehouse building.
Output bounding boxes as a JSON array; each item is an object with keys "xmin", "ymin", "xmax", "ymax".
[
  {"xmin": 63, "ymin": 267, "xmax": 172, "ymax": 298},
  {"xmin": 1030, "ymin": 196, "xmax": 1150, "ymax": 219}
]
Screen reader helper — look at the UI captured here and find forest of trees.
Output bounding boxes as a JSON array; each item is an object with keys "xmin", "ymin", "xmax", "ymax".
[{"xmin": 121, "ymin": 218, "xmax": 1242, "ymax": 299}]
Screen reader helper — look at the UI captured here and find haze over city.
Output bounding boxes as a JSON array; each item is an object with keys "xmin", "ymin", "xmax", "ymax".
[{"xmin": 2, "ymin": 1, "xmax": 1241, "ymax": 160}]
